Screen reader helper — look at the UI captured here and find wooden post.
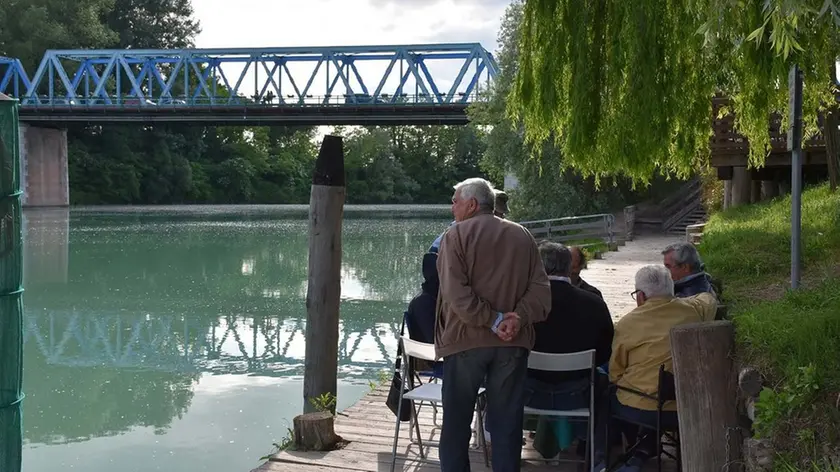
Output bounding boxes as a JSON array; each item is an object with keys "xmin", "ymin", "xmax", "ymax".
[
  {"xmin": 730, "ymin": 167, "xmax": 752, "ymax": 207},
  {"xmin": 303, "ymin": 135, "xmax": 345, "ymax": 414},
  {"xmin": 292, "ymin": 411, "xmax": 341, "ymax": 451},
  {"xmin": 623, "ymin": 205, "xmax": 636, "ymax": 241},
  {"xmin": 671, "ymin": 321, "xmax": 742, "ymax": 471}
]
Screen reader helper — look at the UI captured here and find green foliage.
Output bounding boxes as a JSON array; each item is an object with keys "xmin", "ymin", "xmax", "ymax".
[
  {"xmin": 470, "ymin": 1, "xmax": 645, "ymax": 219},
  {"xmin": 308, "ymin": 392, "xmax": 337, "ymax": 414},
  {"xmin": 509, "ymin": 0, "xmax": 840, "ymax": 183},
  {"xmin": 699, "ymin": 183, "xmax": 840, "ymax": 465},
  {"xmin": 753, "ymin": 364, "xmax": 820, "ymax": 438},
  {"xmin": 0, "ymin": 0, "xmax": 489, "ymax": 205},
  {"xmin": 700, "ymin": 184, "xmax": 840, "ymax": 295}
]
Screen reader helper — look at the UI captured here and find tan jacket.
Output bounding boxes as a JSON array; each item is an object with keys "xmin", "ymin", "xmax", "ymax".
[
  {"xmin": 610, "ymin": 293, "xmax": 717, "ymax": 411},
  {"xmin": 434, "ymin": 213, "xmax": 551, "ymax": 358}
]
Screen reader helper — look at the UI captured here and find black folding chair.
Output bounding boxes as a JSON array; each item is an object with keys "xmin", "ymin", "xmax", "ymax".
[{"xmin": 606, "ymin": 365, "xmax": 681, "ymax": 472}]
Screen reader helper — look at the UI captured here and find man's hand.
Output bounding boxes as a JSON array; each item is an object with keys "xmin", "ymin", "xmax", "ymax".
[{"xmin": 496, "ymin": 312, "xmax": 520, "ymax": 342}]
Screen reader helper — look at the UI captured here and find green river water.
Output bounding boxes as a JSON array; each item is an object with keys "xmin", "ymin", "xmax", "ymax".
[{"xmin": 19, "ymin": 207, "xmax": 449, "ymax": 472}]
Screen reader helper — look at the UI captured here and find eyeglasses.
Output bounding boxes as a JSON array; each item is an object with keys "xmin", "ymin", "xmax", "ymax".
[{"xmin": 630, "ymin": 289, "xmax": 642, "ymax": 300}]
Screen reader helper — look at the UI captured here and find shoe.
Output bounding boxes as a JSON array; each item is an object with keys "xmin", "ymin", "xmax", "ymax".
[{"xmin": 591, "ymin": 460, "xmax": 606, "ymax": 472}]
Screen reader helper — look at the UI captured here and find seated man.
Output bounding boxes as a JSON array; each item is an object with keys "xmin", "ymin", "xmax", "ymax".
[
  {"xmin": 570, "ymin": 246, "xmax": 604, "ymax": 299},
  {"xmin": 405, "ymin": 252, "xmax": 438, "ymax": 345},
  {"xmin": 529, "ymin": 242, "xmax": 613, "ymax": 457},
  {"xmin": 594, "ymin": 265, "xmax": 716, "ymax": 472},
  {"xmin": 661, "ymin": 242, "xmax": 716, "ymax": 298}
]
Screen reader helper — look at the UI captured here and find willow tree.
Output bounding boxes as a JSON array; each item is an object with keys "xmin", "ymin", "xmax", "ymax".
[{"xmin": 508, "ymin": 0, "xmax": 840, "ymax": 182}]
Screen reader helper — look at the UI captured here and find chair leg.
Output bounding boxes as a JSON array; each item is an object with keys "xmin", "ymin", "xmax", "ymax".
[
  {"xmin": 390, "ymin": 397, "xmax": 404, "ymax": 472},
  {"xmin": 411, "ymin": 400, "xmax": 425, "ymax": 459},
  {"xmin": 589, "ymin": 416, "xmax": 596, "ymax": 472}
]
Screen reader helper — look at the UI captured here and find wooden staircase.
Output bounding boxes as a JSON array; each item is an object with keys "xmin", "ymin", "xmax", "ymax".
[
  {"xmin": 633, "ymin": 178, "xmax": 706, "ymax": 235},
  {"xmin": 667, "ymin": 206, "xmax": 707, "ymax": 235}
]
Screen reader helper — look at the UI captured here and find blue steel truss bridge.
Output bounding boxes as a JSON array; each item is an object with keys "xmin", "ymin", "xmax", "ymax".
[{"xmin": 0, "ymin": 43, "xmax": 498, "ymax": 125}]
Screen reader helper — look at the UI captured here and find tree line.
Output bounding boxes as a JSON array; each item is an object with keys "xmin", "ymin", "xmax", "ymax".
[{"xmin": 0, "ymin": 0, "xmax": 676, "ymax": 216}]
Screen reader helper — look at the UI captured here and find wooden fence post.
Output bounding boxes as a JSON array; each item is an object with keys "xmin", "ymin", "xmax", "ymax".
[
  {"xmin": 303, "ymin": 135, "xmax": 345, "ymax": 415},
  {"xmin": 670, "ymin": 320, "xmax": 743, "ymax": 471}
]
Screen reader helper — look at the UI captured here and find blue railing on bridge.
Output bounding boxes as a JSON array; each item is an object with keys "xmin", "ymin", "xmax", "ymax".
[{"xmin": 0, "ymin": 44, "xmax": 498, "ymax": 124}]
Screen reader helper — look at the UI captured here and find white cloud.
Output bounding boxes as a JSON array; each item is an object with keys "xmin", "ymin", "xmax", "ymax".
[{"xmin": 190, "ymin": 0, "xmax": 506, "ymax": 101}]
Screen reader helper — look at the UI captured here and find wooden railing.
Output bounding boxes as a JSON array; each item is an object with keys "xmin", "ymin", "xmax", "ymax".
[{"xmin": 519, "ymin": 213, "xmax": 615, "ymax": 247}]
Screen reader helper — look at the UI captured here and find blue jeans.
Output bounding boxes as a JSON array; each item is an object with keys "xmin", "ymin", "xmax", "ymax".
[{"xmin": 440, "ymin": 346, "xmax": 529, "ymax": 472}]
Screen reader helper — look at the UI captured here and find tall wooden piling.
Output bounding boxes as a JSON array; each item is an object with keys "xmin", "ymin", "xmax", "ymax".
[
  {"xmin": 303, "ymin": 135, "xmax": 345, "ymax": 414},
  {"xmin": 670, "ymin": 320, "xmax": 742, "ymax": 471}
]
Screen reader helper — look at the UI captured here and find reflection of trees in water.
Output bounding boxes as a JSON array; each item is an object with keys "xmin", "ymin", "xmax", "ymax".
[
  {"xmin": 20, "ymin": 215, "xmax": 446, "ymax": 446},
  {"xmin": 51, "ymin": 217, "xmax": 448, "ymax": 306}
]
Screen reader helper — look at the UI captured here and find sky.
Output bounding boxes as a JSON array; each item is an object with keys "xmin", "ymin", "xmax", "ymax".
[{"xmin": 189, "ymin": 0, "xmax": 509, "ymax": 104}]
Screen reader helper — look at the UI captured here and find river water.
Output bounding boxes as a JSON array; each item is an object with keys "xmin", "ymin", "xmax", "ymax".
[{"xmin": 19, "ymin": 207, "xmax": 450, "ymax": 472}]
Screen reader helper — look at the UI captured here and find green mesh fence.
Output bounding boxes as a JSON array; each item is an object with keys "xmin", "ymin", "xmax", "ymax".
[{"xmin": 0, "ymin": 93, "xmax": 23, "ymax": 472}]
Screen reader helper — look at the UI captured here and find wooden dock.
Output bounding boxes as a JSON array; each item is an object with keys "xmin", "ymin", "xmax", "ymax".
[
  {"xmin": 252, "ymin": 234, "xmax": 684, "ymax": 472},
  {"xmin": 255, "ymin": 385, "xmax": 580, "ymax": 472}
]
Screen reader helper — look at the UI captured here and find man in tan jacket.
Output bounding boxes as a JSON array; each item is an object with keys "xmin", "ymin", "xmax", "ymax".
[{"xmin": 436, "ymin": 177, "xmax": 551, "ymax": 472}]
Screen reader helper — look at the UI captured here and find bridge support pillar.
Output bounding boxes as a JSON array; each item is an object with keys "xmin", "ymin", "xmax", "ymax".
[{"xmin": 18, "ymin": 123, "xmax": 69, "ymax": 207}]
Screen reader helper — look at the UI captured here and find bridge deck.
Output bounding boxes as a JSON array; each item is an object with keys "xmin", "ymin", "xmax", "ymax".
[
  {"xmin": 18, "ymin": 103, "xmax": 470, "ymax": 125},
  {"xmin": 252, "ymin": 234, "xmax": 683, "ymax": 472}
]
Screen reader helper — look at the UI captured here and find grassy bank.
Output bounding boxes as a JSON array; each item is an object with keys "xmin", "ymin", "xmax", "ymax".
[{"xmin": 699, "ymin": 184, "xmax": 840, "ymax": 469}]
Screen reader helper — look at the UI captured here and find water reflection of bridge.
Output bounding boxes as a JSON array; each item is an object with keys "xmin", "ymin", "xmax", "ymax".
[{"xmin": 24, "ymin": 310, "xmax": 401, "ymax": 377}]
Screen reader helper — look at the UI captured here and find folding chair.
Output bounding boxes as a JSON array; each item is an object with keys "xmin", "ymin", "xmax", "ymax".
[
  {"xmin": 524, "ymin": 349, "xmax": 597, "ymax": 469},
  {"xmin": 401, "ymin": 311, "xmax": 443, "ymax": 433},
  {"xmin": 389, "ymin": 336, "xmax": 489, "ymax": 472},
  {"xmin": 606, "ymin": 365, "xmax": 681, "ymax": 472}
]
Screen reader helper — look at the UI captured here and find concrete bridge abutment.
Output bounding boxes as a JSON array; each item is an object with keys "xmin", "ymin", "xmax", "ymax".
[{"xmin": 18, "ymin": 123, "xmax": 69, "ymax": 207}]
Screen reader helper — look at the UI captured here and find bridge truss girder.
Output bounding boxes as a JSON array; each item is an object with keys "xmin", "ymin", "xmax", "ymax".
[
  {"xmin": 0, "ymin": 57, "xmax": 30, "ymax": 98},
  {"xmin": 8, "ymin": 44, "xmax": 498, "ymax": 111}
]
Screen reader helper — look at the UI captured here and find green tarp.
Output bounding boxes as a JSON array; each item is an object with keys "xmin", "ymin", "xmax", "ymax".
[{"xmin": 0, "ymin": 93, "xmax": 24, "ymax": 472}]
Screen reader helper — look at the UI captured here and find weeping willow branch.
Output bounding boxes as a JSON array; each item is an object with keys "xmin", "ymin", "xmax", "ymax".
[{"xmin": 509, "ymin": 0, "xmax": 840, "ymax": 184}]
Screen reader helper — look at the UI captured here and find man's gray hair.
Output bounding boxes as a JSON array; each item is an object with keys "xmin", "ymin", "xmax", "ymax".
[
  {"xmin": 635, "ymin": 265, "xmax": 675, "ymax": 299},
  {"xmin": 538, "ymin": 241, "xmax": 572, "ymax": 276},
  {"xmin": 662, "ymin": 242, "xmax": 702, "ymax": 272},
  {"xmin": 454, "ymin": 177, "xmax": 495, "ymax": 212}
]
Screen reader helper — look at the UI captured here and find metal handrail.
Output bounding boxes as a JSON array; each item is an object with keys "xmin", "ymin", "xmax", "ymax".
[{"xmin": 519, "ymin": 213, "xmax": 615, "ymax": 246}]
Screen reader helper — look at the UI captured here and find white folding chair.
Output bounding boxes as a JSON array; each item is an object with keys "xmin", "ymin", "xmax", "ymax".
[
  {"xmin": 389, "ymin": 336, "xmax": 489, "ymax": 472},
  {"xmin": 524, "ymin": 349, "xmax": 597, "ymax": 468}
]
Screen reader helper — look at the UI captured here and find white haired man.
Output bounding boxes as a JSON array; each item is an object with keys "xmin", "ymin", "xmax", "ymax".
[
  {"xmin": 661, "ymin": 242, "xmax": 716, "ymax": 298},
  {"xmin": 593, "ymin": 265, "xmax": 716, "ymax": 472},
  {"xmin": 436, "ymin": 177, "xmax": 551, "ymax": 472}
]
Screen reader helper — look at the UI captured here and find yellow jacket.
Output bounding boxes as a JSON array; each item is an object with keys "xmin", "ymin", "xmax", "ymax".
[{"xmin": 609, "ymin": 293, "xmax": 717, "ymax": 411}]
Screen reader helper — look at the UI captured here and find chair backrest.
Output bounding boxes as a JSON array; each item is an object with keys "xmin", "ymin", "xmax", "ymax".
[
  {"xmin": 400, "ymin": 336, "xmax": 438, "ymax": 362},
  {"xmin": 658, "ymin": 365, "xmax": 677, "ymax": 403},
  {"xmin": 528, "ymin": 349, "xmax": 596, "ymax": 372}
]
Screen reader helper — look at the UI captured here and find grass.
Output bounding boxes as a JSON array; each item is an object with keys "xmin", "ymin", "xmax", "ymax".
[{"xmin": 699, "ymin": 183, "xmax": 840, "ymax": 469}]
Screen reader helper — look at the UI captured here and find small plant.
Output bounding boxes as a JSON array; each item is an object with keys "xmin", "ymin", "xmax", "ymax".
[
  {"xmin": 754, "ymin": 364, "xmax": 821, "ymax": 439},
  {"xmin": 369, "ymin": 369, "xmax": 391, "ymax": 391},
  {"xmin": 259, "ymin": 427, "xmax": 295, "ymax": 460},
  {"xmin": 309, "ymin": 392, "xmax": 337, "ymax": 413}
]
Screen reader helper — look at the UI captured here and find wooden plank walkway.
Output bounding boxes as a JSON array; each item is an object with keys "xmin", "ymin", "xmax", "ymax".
[
  {"xmin": 583, "ymin": 234, "xmax": 683, "ymax": 321},
  {"xmin": 251, "ymin": 234, "xmax": 684, "ymax": 472}
]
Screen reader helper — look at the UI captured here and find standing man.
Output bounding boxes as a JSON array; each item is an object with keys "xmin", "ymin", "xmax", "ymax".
[{"xmin": 436, "ymin": 177, "xmax": 551, "ymax": 471}]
